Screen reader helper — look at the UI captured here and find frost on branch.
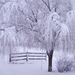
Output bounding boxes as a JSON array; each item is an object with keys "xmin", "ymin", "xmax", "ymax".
[{"xmin": 41, "ymin": 12, "xmax": 70, "ymax": 53}]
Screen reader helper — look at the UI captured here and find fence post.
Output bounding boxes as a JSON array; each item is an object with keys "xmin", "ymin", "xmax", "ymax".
[
  {"xmin": 26, "ymin": 52, "xmax": 28, "ymax": 61},
  {"xmin": 9, "ymin": 54, "xmax": 11, "ymax": 62}
]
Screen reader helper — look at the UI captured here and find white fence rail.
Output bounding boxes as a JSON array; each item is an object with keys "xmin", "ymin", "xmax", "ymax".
[{"xmin": 9, "ymin": 52, "xmax": 47, "ymax": 62}]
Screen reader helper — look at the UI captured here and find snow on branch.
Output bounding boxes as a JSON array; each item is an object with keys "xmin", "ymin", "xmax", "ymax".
[{"xmin": 40, "ymin": 12, "xmax": 70, "ymax": 51}]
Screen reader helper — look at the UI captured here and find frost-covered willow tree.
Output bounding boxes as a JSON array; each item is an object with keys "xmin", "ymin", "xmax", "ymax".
[
  {"xmin": 38, "ymin": 12, "xmax": 70, "ymax": 72},
  {"xmin": 0, "ymin": 26, "xmax": 16, "ymax": 54},
  {"xmin": 0, "ymin": 1, "xmax": 28, "ymax": 54},
  {"xmin": 66, "ymin": 10, "xmax": 75, "ymax": 52},
  {"xmin": 4, "ymin": 27, "xmax": 16, "ymax": 54}
]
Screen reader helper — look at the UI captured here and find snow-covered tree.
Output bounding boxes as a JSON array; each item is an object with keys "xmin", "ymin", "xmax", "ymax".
[{"xmin": 37, "ymin": 12, "xmax": 70, "ymax": 72}]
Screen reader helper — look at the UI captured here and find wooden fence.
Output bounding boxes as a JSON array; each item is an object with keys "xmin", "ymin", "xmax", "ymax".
[{"xmin": 9, "ymin": 52, "xmax": 47, "ymax": 62}]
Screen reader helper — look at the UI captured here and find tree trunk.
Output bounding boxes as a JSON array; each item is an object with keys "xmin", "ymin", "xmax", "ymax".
[{"xmin": 48, "ymin": 50, "xmax": 53, "ymax": 72}]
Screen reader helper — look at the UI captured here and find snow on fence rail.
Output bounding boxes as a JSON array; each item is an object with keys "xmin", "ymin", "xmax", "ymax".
[{"xmin": 9, "ymin": 52, "xmax": 47, "ymax": 62}]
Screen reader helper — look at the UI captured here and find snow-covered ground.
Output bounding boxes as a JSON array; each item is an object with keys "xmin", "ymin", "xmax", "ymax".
[
  {"xmin": 0, "ymin": 50, "xmax": 75, "ymax": 75},
  {"xmin": 0, "ymin": 60, "xmax": 75, "ymax": 75}
]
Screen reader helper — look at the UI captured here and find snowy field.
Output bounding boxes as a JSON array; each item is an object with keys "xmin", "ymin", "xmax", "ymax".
[
  {"xmin": 0, "ymin": 60, "xmax": 75, "ymax": 75},
  {"xmin": 0, "ymin": 50, "xmax": 75, "ymax": 75}
]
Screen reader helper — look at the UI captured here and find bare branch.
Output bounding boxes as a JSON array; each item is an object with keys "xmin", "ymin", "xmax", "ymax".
[
  {"xmin": 18, "ymin": 6, "xmax": 26, "ymax": 16},
  {"xmin": 25, "ymin": 0, "xmax": 29, "ymax": 3},
  {"xmin": 16, "ymin": 28, "xmax": 23, "ymax": 32},
  {"xmin": 42, "ymin": 0, "xmax": 51, "ymax": 11},
  {"xmin": 31, "ymin": 10, "xmax": 37, "ymax": 22},
  {"xmin": 29, "ymin": 16, "xmax": 35, "ymax": 22},
  {"xmin": 47, "ymin": 0, "xmax": 51, "ymax": 11},
  {"xmin": 42, "ymin": 0, "xmax": 48, "ymax": 7},
  {"xmin": 0, "ymin": 29, "xmax": 5, "ymax": 31},
  {"xmin": 28, "ymin": 28, "xmax": 38, "ymax": 32}
]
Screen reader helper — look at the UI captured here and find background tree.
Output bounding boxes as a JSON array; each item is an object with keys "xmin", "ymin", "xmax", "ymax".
[{"xmin": 42, "ymin": 0, "xmax": 72, "ymax": 21}]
